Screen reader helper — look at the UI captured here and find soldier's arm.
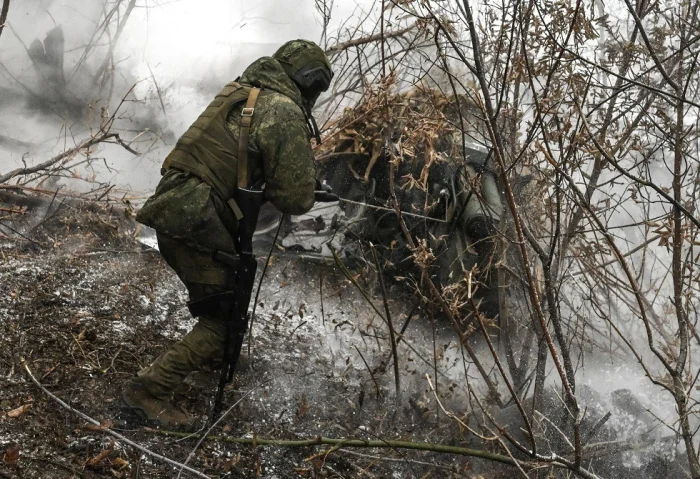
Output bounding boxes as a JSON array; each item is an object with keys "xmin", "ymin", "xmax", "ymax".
[{"xmin": 254, "ymin": 96, "xmax": 316, "ymax": 215}]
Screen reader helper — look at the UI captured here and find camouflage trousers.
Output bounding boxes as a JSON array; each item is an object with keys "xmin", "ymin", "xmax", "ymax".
[{"xmin": 137, "ymin": 233, "xmax": 234, "ymax": 399}]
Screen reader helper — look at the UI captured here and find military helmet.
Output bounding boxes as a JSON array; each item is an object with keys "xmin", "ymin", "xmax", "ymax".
[{"xmin": 273, "ymin": 39, "xmax": 333, "ymax": 106}]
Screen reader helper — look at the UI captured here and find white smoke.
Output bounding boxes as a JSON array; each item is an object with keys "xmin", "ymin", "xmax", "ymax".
[{"xmin": 0, "ymin": 0, "xmax": 363, "ymax": 194}]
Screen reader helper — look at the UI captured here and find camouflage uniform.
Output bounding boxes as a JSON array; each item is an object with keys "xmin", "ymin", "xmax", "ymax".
[{"xmin": 123, "ymin": 40, "xmax": 332, "ymax": 427}]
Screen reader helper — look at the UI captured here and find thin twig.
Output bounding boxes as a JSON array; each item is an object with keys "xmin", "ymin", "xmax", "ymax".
[
  {"xmin": 339, "ymin": 198, "xmax": 447, "ymax": 223},
  {"xmin": 329, "ymin": 244, "xmax": 387, "ymax": 321},
  {"xmin": 147, "ymin": 62, "xmax": 167, "ymax": 118},
  {"xmin": 176, "ymin": 381, "xmax": 269, "ymax": 479},
  {"xmin": 369, "ymin": 242, "xmax": 400, "ymax": 394},
  {"xmin": 247, "ymin": 217, "xmax": 284, "ymax": 363},
  {"xmin": 471, "ymin": 293, "xmax": 537, "ymax": 455},
  {"xmin": 21, "ymin": 359, "xmax": 210, "ymax": 479},
  {"xmin": 425, "ymin": 374, "xmax": 490, "ymax": 439},
  {"xmin": 92, "ymin": 0, "xmax": 137, "ymax": 85},
  {"xmin": 354, "ymin": 345, "xmax": 381, "ymax": 397},
  {"xmin": 319, "ymin": 269, "xmax": 325, "ymax": 325}
]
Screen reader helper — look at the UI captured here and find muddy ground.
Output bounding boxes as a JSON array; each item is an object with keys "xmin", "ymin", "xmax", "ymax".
[{"xmin": 0, "ymin": 195, "xmax": 491, "ymax": 479}]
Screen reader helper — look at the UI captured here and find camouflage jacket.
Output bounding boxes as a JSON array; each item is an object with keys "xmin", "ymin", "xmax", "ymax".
[
  {"xmin": 232, "ymin": 56, "xmax": 316, "ymax": 214},
  {"xmin": 136, "ymin": 57, "xmax": 317, "ymax": 252}
]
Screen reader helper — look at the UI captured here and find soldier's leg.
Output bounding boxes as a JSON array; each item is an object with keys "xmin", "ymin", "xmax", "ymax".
[
  {"xmin": 137, "ymin": 233, "xmax": 232, "ymax": 393},
  {"xmin": 123, "ymin": 295, "xmax": 228, "ymax": 427},
  {"xmin": 137, "ymin": 286, "xmax": 228, "ymax": 399},
  {"xmin": 123, "ymin": 235, "xmax": 232, "ymax": 426}
]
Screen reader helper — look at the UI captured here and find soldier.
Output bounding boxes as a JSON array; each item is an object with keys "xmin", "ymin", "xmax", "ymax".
[{"xmin": 122, "ymin": 40, "xmax": 334, "ymax": 428}]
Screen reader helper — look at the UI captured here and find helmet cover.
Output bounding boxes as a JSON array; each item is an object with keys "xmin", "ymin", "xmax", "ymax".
[{"xmin": 273, "ymin": 39, "xmax": 333, "ymax": 106}]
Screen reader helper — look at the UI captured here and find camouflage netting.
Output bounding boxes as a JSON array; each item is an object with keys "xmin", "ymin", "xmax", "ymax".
[
  {"xmin": 315, "ymin": 79, "xmax": 503, "ymax": 322},
  {"xmin": 317, "ymin": 77, "xmax": 488, "ymax": 193}
]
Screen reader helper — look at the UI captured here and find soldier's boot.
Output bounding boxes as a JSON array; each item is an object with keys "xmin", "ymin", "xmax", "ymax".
[
  {"xmin": 185, "ymin": 351, "xmax": 251, "ymax": 389},
  {"xmin": 122, "ymin": 317, "xmax": 227, "ymax": 426},
  {"xmin": 122, "ymin": 377, "xmax": 193, "ymax": 428}
]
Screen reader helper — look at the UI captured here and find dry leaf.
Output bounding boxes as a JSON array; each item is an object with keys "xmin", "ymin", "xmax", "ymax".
[
  {"xmin": 7, "ymin": 404, "xmax": 31, "ymax": 418},
  {"xmin": 101, "ymin": 419, "xmax": 115, "ymax": 429},
  {"xmin": 296, "ymin": 394, "xmax": 310, "ymax": 418},
  {"xmin": 294, "ymin": 467, "xmax": 312, "ymax": 477},
  {"xmin": 111, "ymin": 457, "xmax": 129, "ymax": 470},
  {"xmin": 85, "ymin": 419, "xmax": 115, "ymax": 432},
  {"xmin": 87, "ymin": 440, "xmax": 115, "ymax": 467},
  {"xmin": 220, "ymin": 454, "xmax": 240, "ymax": 473},
  {"xmin": 4, "ymin": 444, "xmax": 20, "ymax": 465}
]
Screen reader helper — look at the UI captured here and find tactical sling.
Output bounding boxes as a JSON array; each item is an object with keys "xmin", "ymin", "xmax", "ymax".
[{"xmin": 214, "ymin": 87, "xmax": 264, "ymax": 420}]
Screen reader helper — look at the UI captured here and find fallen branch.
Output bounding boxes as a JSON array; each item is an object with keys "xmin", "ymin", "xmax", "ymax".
[
  {"xmin": 0, "ymin": 131, "xmax": 138, "ymax": 185},
  {"xmin": 149, "ymin": 429, "xmax": 531, "ymax": 470},
  {"xmin": 0, "ymin": 206, "xmax": 26, "ymax": 215},
  {"xmin": 0, "ymin": 184, "xmax": 129, "ymax": 202},
  {"xmin": 21, "ymin": 359, "xmax": 211, "ymax": 479}
]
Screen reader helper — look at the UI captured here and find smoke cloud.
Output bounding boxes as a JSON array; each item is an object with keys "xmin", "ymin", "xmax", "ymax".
[{"xmin": 0, "ymin": 0, "xmax": 359, "ymax": 194}]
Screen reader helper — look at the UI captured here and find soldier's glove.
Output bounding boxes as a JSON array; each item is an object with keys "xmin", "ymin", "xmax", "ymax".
[{"xmin": 314, "ymin": 181, "xmax": 339, "ymax": 202}]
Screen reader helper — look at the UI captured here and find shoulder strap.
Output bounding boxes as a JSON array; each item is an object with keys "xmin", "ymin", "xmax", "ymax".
[{"xmin": 237, "ymin": 87, "xmax": 261, "ymax": 189}]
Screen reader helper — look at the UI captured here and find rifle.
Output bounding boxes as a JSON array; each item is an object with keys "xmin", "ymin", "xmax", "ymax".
[
  {"xmin": 200, "ymin": 185, "xmax": 337, "ymax": 421},
  {"xmin": 211, "ymin": 187, "xmax": 264, "ymax": 421}
]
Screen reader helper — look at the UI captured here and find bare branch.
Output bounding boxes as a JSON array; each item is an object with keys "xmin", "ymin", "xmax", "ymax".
[
  {"xmin": 325, "ymin": 23, "xmax": 417, "ymax": 56},
  {"xmin": 0, "ymin": 131, "xmax": 138, "ymax": 185},
  {"xmin": 0, "ymin": 0, "xmax": 9, "ymax": 42}
]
